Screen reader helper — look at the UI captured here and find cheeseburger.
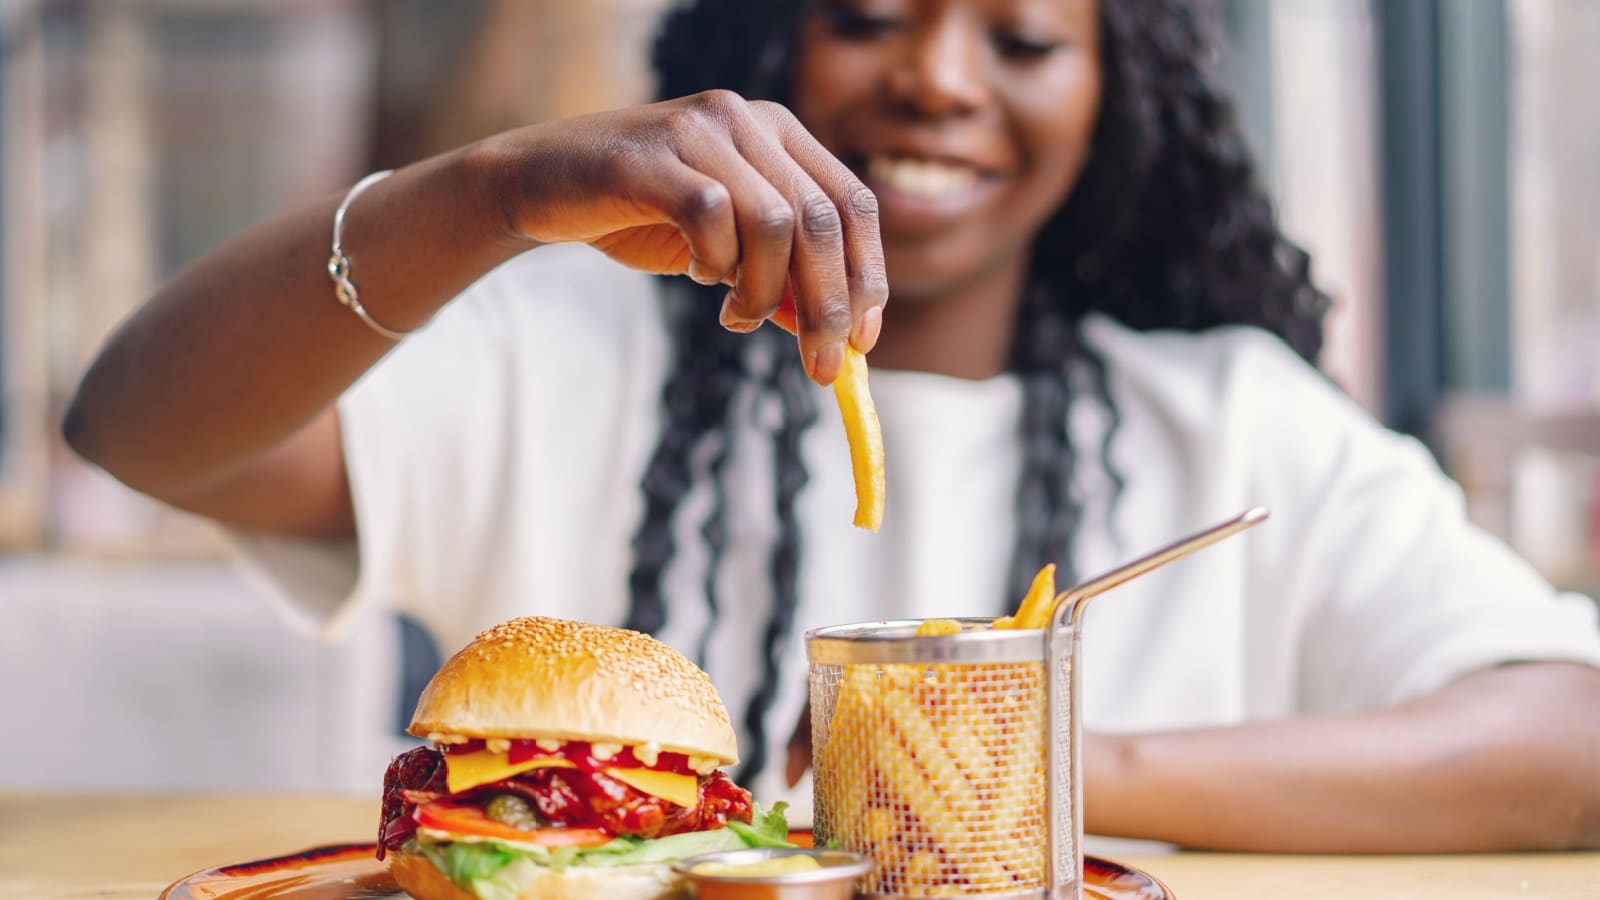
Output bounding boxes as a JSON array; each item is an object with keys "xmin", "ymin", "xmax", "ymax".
[{"xmin": 379, "ymin": 616, "xmax": 790, "ymax": 900}]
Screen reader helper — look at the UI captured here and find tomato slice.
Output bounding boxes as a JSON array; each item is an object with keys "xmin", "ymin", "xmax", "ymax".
[{"xmin": 413, "ymin": 802, "xmax": 612, "ymax": 847}]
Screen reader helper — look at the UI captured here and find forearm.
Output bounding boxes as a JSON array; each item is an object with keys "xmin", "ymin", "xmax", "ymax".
[
  {"xmin": 63, "ymin": 139, "xmax": 531, "ymax": 497},
  {"xmin": 1085, "ymin": 662, "xmax": 1600, "ymax": 852}
]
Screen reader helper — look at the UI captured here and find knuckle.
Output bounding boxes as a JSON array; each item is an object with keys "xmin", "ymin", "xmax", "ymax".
[
  {"xmin": 815, "ymin": 297, "xmax": 854, "ymax": 336},
  {"xmin": 662, "ymin": 103, "xmax": 714, "ymax": 137},
  {"xmin": 755, "ymin": 204, "xmax": 796, "ymax": 236},
  {"xmin": 749, "ymin": 99, "xmax": 798, "ymax": 126},
  {"xmin": 798, "ymin": 193, "xmax": 843, "ymax": 240},
  {"xmin": 681, "ymin": 182, "xmax": 732, "ymax": 223},
  {"xmin": 691, "ymin": 88, "xmax": 744, "ymax": 120},
  {"xmin": 844, "ymin": 182, "xmax": 880, "ymax": 222},
  {"xmin": 855, "ymin": 264, "xmax": 890, "ymax": 302}
]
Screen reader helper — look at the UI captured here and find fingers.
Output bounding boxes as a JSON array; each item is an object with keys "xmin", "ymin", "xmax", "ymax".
[
  {"xmin": 621, "ymin": 155, "xmax": 741, "ymax": 281},
  {"xmin": 675, "ymin": 137, "xmax": 795, "ymax": 334},
  {"xmin": 652, "ymin": 92, "xmax": 888, "ymax": 383},
  {"xmin": 752, "ymin": 101, "xmax": 889, "ymax": 382}
]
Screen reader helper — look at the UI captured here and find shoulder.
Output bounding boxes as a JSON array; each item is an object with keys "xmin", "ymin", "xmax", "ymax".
[
  {"xmin": 1081, "ymin": 314, "xmax": 1354, "ymax": 432},
  {"xmin": 1081, "ymin": 314, "xmax": 1431, "ymax": 501}
]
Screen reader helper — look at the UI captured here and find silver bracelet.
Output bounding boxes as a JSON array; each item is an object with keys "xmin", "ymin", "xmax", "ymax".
[{"xmin": 327, "ymin": 169, "xmax": 411, "ymax": 340}]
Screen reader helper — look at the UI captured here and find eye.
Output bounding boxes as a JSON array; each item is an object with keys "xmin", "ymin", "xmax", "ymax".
[
  {"xmin": 992, "ymin": 31, "xmax": 1064, "ymax": 61},
  {"xmin": 823, "ymin": 3, "xmax": 905, "ymax": 40}
]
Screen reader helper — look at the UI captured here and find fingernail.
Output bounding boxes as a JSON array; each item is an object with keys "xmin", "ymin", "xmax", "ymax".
[
  {"xmin": 688, "ymin": 259, "xmax": 719, "ymax": 286},
  {"xmin": 810, "ymin": 341, "xmax": 845, "ymax": 384},
  {"xmin": 852, "ymin": 306, "xmax": 883, "ymax": 352},
  {"xmin": 719, "ymin": 293, "xmax": 761, "ymax": 332}
]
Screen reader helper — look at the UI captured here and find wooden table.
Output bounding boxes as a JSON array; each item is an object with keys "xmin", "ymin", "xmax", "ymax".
[{"xmin": 4, "ymin": 793, "xmax": 1598, "ymax": 899}]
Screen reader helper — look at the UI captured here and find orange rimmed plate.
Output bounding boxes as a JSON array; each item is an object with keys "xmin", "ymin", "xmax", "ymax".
[{"xmin": 160, "ymin": 836, "xmax": 1174, "ymax": 899}]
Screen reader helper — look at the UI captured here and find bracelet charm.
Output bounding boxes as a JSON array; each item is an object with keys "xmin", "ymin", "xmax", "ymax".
[{"xmin": 327, "ymin": 169, "xmax": 410, "ymax": 341}]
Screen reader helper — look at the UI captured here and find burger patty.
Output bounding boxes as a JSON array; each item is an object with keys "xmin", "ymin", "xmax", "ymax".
[{"xmin": 378, "ymin": 746, "xmax": 753, "ymax": 857}]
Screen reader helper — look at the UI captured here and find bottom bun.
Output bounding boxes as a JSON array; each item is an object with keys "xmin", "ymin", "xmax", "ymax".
[{"xmin": 389, "ymin": 850, "xmax": 689, "ymax": 900}]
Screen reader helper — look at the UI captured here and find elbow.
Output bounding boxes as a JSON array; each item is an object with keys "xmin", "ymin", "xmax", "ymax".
[
  {"xmin": 60, "ymin": 381, "xmax": 143, "ymax": 492},
  {"xmin": 60, "ymin": 388, "xmax": 106, "ymax": 471}
]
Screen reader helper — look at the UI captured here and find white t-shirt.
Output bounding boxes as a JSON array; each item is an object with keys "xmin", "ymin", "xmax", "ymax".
[{"xmin": 230, "ymin": 245, "xmax": 1600, "ymax": 817}]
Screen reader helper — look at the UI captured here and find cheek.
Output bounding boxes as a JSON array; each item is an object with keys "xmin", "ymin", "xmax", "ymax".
[
  {"xmin": 1012, "ymin": 62, "xmax": 1103, "ymax": 204},
  {"xmin": 789, "ymin": 31, "xmax": 873, "ymax": 146}
]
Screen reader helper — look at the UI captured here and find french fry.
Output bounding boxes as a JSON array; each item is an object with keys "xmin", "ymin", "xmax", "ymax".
[
  {"xmin": 832, "ymin": 345, "xmax": 885, "ymax": 531},
  {"xmin": 1003, "ymin": 562, "xmax": 1058, "ymax": 630},
  {"xmin": 915, "ymin": 618, "xmax": 963, "ymax": 637}
]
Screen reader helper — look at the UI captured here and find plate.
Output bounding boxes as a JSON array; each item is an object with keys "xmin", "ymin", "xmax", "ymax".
[{"xmin": 161, "ymin": 839, "xmax": 1174, "ymax": 899}]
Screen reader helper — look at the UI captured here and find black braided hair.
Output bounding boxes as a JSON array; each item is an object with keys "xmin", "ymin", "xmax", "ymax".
[{"xmin": 630, "ymin": 0, "xmax": 1332, "ymax": 781}]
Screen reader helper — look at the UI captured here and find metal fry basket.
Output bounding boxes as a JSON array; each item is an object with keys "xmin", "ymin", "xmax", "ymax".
[
  {"xmin": 806, "ymin": 509, "xmax": 1270, "ymax": 899},
  {"xmin": 807, "ymin": 613, "xmax": 1086, "ymax": 900}
]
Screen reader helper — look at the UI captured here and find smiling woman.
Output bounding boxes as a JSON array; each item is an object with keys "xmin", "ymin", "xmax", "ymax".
[
  {"xmin": 791, "ymin": 0, "xmax": 1103, "ymax": 310},
  {"xmin": 59, "ymin": 0, "xmax": 1600, "ymax": 860}
]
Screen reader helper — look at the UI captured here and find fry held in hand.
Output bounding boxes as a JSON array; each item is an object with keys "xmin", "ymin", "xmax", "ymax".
[
  {"xmin": 767, "ymin": 286, "xmax": 885, "ymax": 532},
  {"xmin": 832, "ymin": 345, "xmax": 885, "ymax": 531}
]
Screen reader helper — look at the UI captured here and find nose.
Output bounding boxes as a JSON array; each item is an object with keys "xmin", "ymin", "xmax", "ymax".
[{"xmin": 884, "ymin": 15, "xmax": 990, "ymax": 118}]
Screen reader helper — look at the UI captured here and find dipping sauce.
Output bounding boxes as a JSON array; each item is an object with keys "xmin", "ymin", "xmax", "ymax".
[{"xmin": 691, "ymin": 855, "xmax": 824, "ymax": 878}]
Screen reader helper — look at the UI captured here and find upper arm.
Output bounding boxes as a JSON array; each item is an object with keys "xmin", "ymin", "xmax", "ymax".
[
  {"xmin": 1224, "ymin": 339, "xmax": 1600, "ymax": 712},
  {"xmin": 164, "ymin": 407, "xmax": 355, "ymax": 540}
]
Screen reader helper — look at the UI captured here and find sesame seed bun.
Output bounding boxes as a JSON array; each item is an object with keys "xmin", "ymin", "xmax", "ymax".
[
  {"xmin": 389, "ymin": 850, "xmax": 688, "ymax": 900},
  {"xmin": 408, "ymin": 617, "xmax": 739, "ymax": 766}
]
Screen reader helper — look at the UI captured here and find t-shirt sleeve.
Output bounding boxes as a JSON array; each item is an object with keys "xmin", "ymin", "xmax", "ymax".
[
  {"xmin": 221, "ymin": 246, "xmax": 657, "ymax": 643},
  {"xmin": 1231, "ymin": 331, "xmax": 1600, "ymax": 713},
  {"xmin": 218, "ymin": 269, "xmax": 524, "ymax": 641}
]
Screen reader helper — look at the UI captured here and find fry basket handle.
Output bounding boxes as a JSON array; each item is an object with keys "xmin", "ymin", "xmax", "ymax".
[{"xmin": 1050, "ymin": 507, "xmax": 1270, "ymax": 630}]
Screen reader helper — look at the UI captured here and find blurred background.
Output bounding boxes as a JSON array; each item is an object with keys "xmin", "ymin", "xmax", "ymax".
[{"xmin": 1, "ymin": 0, "xmax": 1597, "ymax": 793}]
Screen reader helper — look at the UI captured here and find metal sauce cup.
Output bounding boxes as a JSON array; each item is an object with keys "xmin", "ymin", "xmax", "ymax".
[{"xmin": 672, "ymin": 848, "xmax": 872, "ymax": 900}]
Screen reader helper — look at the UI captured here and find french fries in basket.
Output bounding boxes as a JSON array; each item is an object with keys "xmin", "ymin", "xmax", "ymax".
[{"xmin": 819, "ymin": 564, "xmax": 1061, "ymax": 894}]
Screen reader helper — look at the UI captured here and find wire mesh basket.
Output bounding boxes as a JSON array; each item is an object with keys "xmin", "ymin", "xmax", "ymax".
[
  {"xmin": 807, "ymin": 617, "xmax": 1083, "ymax": 900},
  {"xmin": 806, "ymin": 509, "xmax": 1268, "ymax": 899}
]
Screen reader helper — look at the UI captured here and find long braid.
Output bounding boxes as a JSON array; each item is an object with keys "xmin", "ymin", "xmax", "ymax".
[
  {"xmin": 738, "ymin": 338, "xmax": 817, "ymax": 785},
  {"xmin": 1006, "ymin": 285, "xmax": 1081, "ymax": 600},
  {"xmin": 625, "ymin": 282, "xmax": 745, "ymax": 639}
]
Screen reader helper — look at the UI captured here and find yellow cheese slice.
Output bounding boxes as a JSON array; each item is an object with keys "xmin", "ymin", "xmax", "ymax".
[
  {"xmin": 604, "ymin": 767, "xmax": 701, "ymax": 808},
  {"xmin": 445, "ymin": 749, "xmax": 576, "ymax": 794}
]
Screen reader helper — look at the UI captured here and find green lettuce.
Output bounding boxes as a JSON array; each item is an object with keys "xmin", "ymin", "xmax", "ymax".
[
  {"xmin": 415, "ymin": 803, "xmax": 796, "ymax": 899},
  {"xmin": 726, "ymin": 801, "xmax": 793, "ymax": 848}
]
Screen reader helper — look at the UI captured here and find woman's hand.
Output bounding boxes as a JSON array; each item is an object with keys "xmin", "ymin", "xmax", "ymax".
[{"xmin": 490, "ymin": 90, "xmax": 888, "ymax": 384}]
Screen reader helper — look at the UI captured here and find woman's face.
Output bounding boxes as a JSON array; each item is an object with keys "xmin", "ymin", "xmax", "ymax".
[{"xmin": 791, "ymin": 0, "xmax": 1103, "ymax": 302}]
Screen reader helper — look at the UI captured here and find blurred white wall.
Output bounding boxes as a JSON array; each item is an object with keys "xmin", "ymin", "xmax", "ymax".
[{"xmin": 0, "ymin": 553, "xmax": 407, "ymax": 792}]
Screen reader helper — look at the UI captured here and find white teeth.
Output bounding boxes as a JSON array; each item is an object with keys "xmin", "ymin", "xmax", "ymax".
[{"xmin": 866, "ymin": 156, "xmax": 979, "ymax": 198}]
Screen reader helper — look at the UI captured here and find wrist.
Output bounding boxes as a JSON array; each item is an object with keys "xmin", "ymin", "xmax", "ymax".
[{"xmin": 460, "ymin": 128, "xmax": 548, "ymax": 252}]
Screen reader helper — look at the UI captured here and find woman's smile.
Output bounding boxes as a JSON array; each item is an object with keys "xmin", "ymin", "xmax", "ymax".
[{"xmin": 858, "ymin": 152, "xmax": 1004, "ymax": 231}]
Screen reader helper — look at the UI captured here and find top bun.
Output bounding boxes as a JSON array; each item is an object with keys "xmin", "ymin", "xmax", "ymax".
[{"xmin": 408, "ymin": 617, "xmax": 739, "ymax": 766}]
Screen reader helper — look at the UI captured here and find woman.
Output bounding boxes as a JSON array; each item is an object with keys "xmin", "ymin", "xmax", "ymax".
[{"xmin": 64, "ymin": 0, "xmax": 1600, "ymax": 851}]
